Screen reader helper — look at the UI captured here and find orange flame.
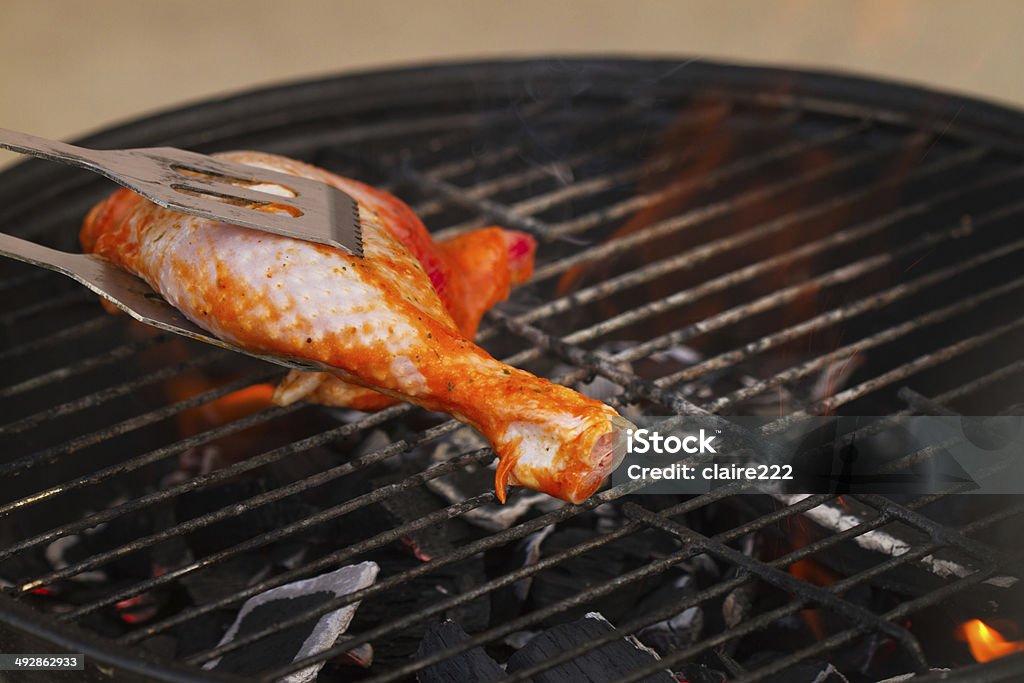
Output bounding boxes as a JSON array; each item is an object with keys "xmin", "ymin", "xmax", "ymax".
[
  {"xmin": 789, "ymin": 558, "xmax": 841, "ymax": 640},
  {"xmin": 962, "ymin": 619, "xmax": 1024, "ymax": 663},
  {"xmin": 171, "ymin": 379, "xmax": 276, "ymax": 436}
]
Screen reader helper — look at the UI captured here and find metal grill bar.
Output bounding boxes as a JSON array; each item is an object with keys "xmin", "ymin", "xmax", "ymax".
[
  {"xmin": 6, "ymin": 401, "xmax": 413, "ymax": 571},
  {"xmin": 121, "ymin": 485, "xmax": 619, "ymax": 645},
  {"xmin": 626, "ymin": 504, "xmax": 925, "ymax": 653},
  {"xmin": 299, "ymin": 469, "xmax": 982, "ymax": 683},
  {"xmin": 489, "ymin": 143, "xmax": 982, "ymax": 336},
  {"xmin": 924, "ymin": 358, "xmax": 1024, "ymax": 408},
  {"xmin": 0, "ymin": 267, "xmax": 48, "ymax": 292},
  {"xmin": 6, "ymin": 192, "xmax": 999, "ymax": 573},
  {"xmin": 609, "ymin": 488, "xmax": 1012, "ymax": 683},
  {"xmin": 729, "ymin": 549, "xmax": 1006, "ymax": 683},
  {"xmin": 852, "ymin": 493, "xmax": 1007, "ymax": 567},
  {"xmin": 900, "ymin": 387, "xmax": 962, "ymax": 416},
  {"xmin": 4, "ymin": 100, "xmax": 567, "ymax": 241},
  {"xmin": 125, "ymin": 382, "xmax": 1007, "ymax": 675},
  {"xmin": 455, "ymin": 155, "xmax": 1010, "ymax": 400},
  {"xmin": 48, "ymin": 360, "xmax": 650, "ymax": 618},
  {"xmin": 661, "ymin": 231, "xmax": 1024, "ymax": 388},
  {"xmin": 243, "ymin": 416, "xmax": 1001, "ymax": 679},
  {"xmin": 480, "ymin": 483, "xmax": 1010, "ymax": 683},
  {"xmin": 427, "ymin": 119, "xmax": 878, "ymax": 245},
  {"xmin": 711, "ymin": 280, "xmax": 1024, "ymax": 413},
  {"xmin": 0, "ymin": 315, "xmax": 114, "ymax": 362},
  {"xmin": 251, "ymin": 483, "xmax": 802, "ymax": 679},
  {"xmin": 0, "ymin": 334, "xmax": 172, "ymax": 402},
  {"xmin": 522, "ymin": 125, "xmax": 883, "ymax": 282},
  {"xmin": 415, "ymin": 101, "xmax": 735, "ymax": 223},
  {"xmin": 402, "ymin": 165, "xmax": 552, "ymax": 235},
  {"xmin": 9, "ymin": 343, "xmax": 614, "ymax": 583},
  {"xmin": 0, "ymin": 289, "xmax": 90, "ymax": 325},
  {"xmin": 817, "ymin": 318, "xmax": 1024, "ymax": 413},
  {"xmin": 562, "ymin": 176, "xmax": 1022, "ymax": 364},
  {"xmin": 62, "ymin": 448, "xmax": 496, "ymax": 621},
  {"xmin": 544, "ymin": 126, "xmax": 893, "ymax": 239},
  {"xmin": 0, "ymin": 346, "xmax": 223, "ymax": 434},
  {"xmin": 0, "ymin": 403, "xmax": 303, "ymax": 517},
  {"xmin": 0, "ymin": 367, "xmax": 282, "ymax": 478}
]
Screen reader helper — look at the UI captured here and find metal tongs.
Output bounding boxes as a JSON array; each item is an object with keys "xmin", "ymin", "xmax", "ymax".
[{"xmin": 0, "ymin": 128, "xmax": 367, "ymax": 371}]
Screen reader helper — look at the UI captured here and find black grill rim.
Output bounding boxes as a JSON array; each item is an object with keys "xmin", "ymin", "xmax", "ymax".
[
  {"xmin": 2, "ymin": 56, "xmax": 1024, "ymax": 682},
  {"xmin": 4, "ymin": 56, "xmax": 1024, "ymax": 217}
]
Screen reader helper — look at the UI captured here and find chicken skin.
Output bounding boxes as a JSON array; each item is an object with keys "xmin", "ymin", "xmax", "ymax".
[{"xmin": 81, "ymin": 152, "xmax": 632, "ymax": 503}]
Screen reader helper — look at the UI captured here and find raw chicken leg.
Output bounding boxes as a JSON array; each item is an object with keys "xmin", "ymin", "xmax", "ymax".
[{"xmin": 81, "ymin": 152, "xmax": 631, "ymax": 503}]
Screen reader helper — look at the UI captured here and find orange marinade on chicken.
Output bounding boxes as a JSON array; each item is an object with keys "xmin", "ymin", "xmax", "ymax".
[
  {"xmin": 81, "ymin": 152, "xmax": 632, "ymax": 503},
  {"xmin": 274, "ymin": 194, "xmax": 538, "ymax": 411}
]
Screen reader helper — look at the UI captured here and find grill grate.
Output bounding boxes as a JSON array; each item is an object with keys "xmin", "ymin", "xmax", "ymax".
[{"xmin": 1, "ymin": 60, "xmax": 1023, "ymax": 682}]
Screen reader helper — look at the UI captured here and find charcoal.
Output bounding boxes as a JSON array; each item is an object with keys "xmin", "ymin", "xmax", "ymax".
[
  {"xmin": 424, "ymin": 426, "xmax": 562, "ymax": 531},
  {"xmin": 267, "ymin": 540, "xmax": 309, "ymax": 572},
  {"xmin": 374, "ymin": 475, "xmax": 457, "ymax": 562},
  {"xmin": 633, "ymin": 576, "xmax": 704, "ymax": 655},
  {"xmin": 56, "ymin": 502, "xmax": 174, "ymax": 581},
  {"xmin": 527, "ymin": 527, "xmax": 673, "ymax": 625},
  {"xmin": 113, "ymin": 591, "xmax": 162, "ymax": 625},
  {"xmin": 175, "ymin": 478, "xmax": 319, "ymax": 557},
  {"xmin": 512, "ymin": 525, "xmax": 556, "ymax": 602},
  {"xmin": 504, "ymin": 630, "xmax": 540, "ymax": 650},
  {"xmin": 212, "ymin": 591, "xmax": 333, "ymax": 675},
  {"xmin": 742, "ymin": 654, "xmax": 849, "ymax": 683},
  {"xmin": 204, "ymin": 561, "xmax": 378, "ymax": 683},
  {"xmin": 138, "ymin": 634, "xmax": 178, "ymax": 660},
  {"xmin": 505, "ymin": 612, "xmax": 674, "ymax": 683},
  {"xmin": 832, "ymin": 628, "xmax": 927, "ymax": 682},
  {"xmin": 42, "ymin": 535, "xmax": 107, "ymax": 583},
  {"xmin": 172, "ymin": 610, "xmax": 231, "ymax": 658},
  {"xmin": 415, "ymin": 619, "xmax": 506, "ymax": 683},
  {"xmin": 675, "ymin": 663, "xmax": 726, "ymax": 683},
  {"xmin": 333, "ymin": 635, "xmax": 374, "ymax": 668},
  {"xmin": 721, "ymin": 579, "xmax": 756, "ymax": 630},
  {"xmin": 0, "ymin": 543, "xmax": 53, "ymax": 590},
  {"xmin": 179, "ymin": 554, "xmax": 270, "ymax": 605},
  {"xmin": 365, "ymin": 554, "xmax": 491, "ymax": 636}
]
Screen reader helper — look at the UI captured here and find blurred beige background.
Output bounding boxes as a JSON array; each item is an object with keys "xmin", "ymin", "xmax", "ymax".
[{"xmin": 1, "ymin": 0, "xmax": 1021, "ymax": 167}]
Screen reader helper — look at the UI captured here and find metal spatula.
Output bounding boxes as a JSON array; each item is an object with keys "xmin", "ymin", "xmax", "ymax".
[
  {"xmin": 0, "ymin": 128, "xmax": 364, "ymax": 371},
  {"xmin": 0, "ymin": 231, "xmax": 331, "ymax": 373},
  {"xmin": 0, "ymin": 128, "xmax": 364, "ymax": 256}
]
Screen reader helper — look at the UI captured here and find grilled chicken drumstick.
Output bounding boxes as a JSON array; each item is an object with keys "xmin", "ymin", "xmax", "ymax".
[{"xmin": 81, "ymin": 152, "xmax": 632, "ymax": 503}]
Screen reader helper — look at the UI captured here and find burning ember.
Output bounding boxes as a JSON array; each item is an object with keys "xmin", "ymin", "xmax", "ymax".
[
  {"xmin": 961, "ymin": 619, "xmax": 1024, "ymax": 663},
  {"xmin": 172, "ymin": 379, "xmax": 277, "ymax": 436},
  {"xmin": 788, "ymin": 557, "xmax": 840, "ymax": 640}
]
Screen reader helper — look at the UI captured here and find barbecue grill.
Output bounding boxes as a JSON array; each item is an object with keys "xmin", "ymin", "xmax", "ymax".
[{"xmin": 1, "ymin": 58, "xmax": 1023, "ymax": 682}]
